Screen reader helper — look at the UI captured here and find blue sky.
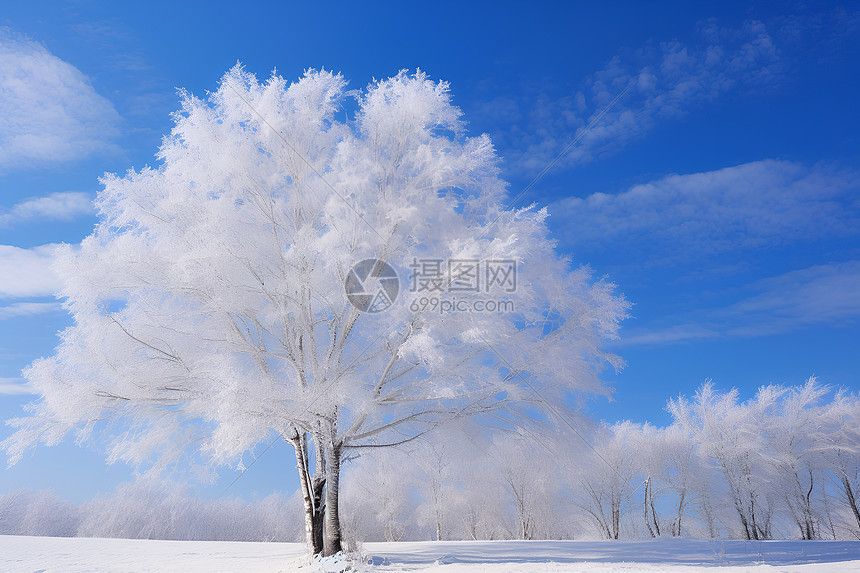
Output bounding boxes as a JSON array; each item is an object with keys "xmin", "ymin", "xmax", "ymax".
[{"xmin": 1, "ymin": 1, "xmax": 858, "ymax": 502}]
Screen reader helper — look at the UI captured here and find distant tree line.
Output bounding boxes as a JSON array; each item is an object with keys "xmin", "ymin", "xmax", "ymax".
[
  {"xmin": 0, "ymin": 480, "xmax": 301, "ymax": 541},
  {"xmin": 343, "ymin": 377, "xmax": 860, "ymax": 542},
  {"xmin": 2, "ymin": 378, "xmax": 857, "ymax": 543}
]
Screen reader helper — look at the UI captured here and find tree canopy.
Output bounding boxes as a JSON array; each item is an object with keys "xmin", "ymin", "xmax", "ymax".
[{"xmin": 4, "ymin": 66, "xmax": 629, "ymax": 555}]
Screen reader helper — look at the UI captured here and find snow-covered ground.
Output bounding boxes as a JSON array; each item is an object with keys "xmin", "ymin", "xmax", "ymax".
[{"xmin": 1, "ymin": 536, "xmax": 859, "ymax": 572}]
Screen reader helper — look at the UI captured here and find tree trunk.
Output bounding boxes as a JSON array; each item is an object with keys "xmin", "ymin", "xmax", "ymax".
[
  {"xmin": 435, "ymin": 510, "xmax": 442, "ymax": 542},
  {"xmin": 288, "ymin": 429, "xmax": 318, "ymax": 555},
  {"xmin": 312, "ymin": 478, "xmax": 326, "ymax": 554},
  {"xmin": 644, "ymin": 478, "xmax": 655, "ymax": 538},
  {"xmin": 674, "ymin": 488, "xmax": 686, "ymax": 537},
  {"xmin": 311, "ymin": 433, "xmax": 327, "ymax": 555},
  {"xmin": 288, "ymin": 429, "xmax": 326, "ymax": 556},
  {"xmin": 822, "ymin": 481, "xmax": 838, "ymax": 540},
  {"xmin": 644, "ymin": 476, "xmax": 660, "ymax": 538},
  {"xmin": 323, "ymin": 440, "xmax": 343, "ymax": 556},
  {"xmin": 749, "ymin": 493, "xmax": 759, "ymax": 540},
  {"xmin": 841, "ymin": 474, "xmax": 860, "ymax": 534}
]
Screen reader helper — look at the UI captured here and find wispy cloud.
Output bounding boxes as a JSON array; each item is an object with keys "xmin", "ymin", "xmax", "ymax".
[
  {"xmin": 0, "ymin": 301, "xmax": 63, "ymax": 320},
  {"xmin": 0, "ymin": 244, "xmax": 62, "ymax": 299},
  {"xmin": 618, "ymin": 324, "xmax": 719, "ymax": 347},
  {"xmin": 479, "ymin": 20, "xmax": 781, "ymax": 175},
  {"xmin": 0, "ymin": 27, "xmax": 121, "ymax": 171},
  {"xmin": 551, "ymin": 160, "xmax": 859, "ymax": 263},
  {"xmin": 0, "ymin": 377, "xmax": 35, "ymax": 396},
  {"xmin": 619, "ymin": 261, "xmax": 860, "ymax": 346},
  {"xmin": 724, "ymin": 261, "xmax": 860, "ymax": 337},
  {"xmin": 0, "ymin": 192, "xmax": 94, "ymax": 226}
]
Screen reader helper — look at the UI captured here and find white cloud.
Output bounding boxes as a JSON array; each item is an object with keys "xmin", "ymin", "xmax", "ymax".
[
  {"xmin": 0, "ymin": 244, "xmax": 62, "ymax": 298},
  {"xmin": 0, "ymin": 377, "xmax": 35, "ymax": 395},
  {"xmin": 479, "ymin": 20, "xmax": 781, "ymax": 174},
  {"xmin": 552, "ymin": 160, "xmax": 859, "ymax": 261},
  {"xmin": 616, "ymin": 324, "xmax": 718, "ymax": 347},
  {"xmin": 725, "ymin": 261, "xmax": 860, "ymax": 336},
  {"xmin": 0, "ymin": 192, "xmax": 94, "ymax": 226},
  {"xmin": 0, "ymin": 28, "xmax": 121, "ymax": 171},
  {"xmin": 0, "ymin": 301, "xmax": 63, "ymax": 319},
  {"xmin": 618, "ymin": 261, "xmax": 860, "ymax": 346}
]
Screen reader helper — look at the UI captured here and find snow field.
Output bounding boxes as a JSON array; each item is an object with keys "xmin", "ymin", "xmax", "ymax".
[{"xmin": 2, "ymin": 536, "xmax": 859, "ymax": 572}]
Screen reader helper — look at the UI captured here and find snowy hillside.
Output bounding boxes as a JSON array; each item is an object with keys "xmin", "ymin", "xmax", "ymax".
[{"xmin": 2, "ymin": 536, "xmax": 859, "ymax": 572}]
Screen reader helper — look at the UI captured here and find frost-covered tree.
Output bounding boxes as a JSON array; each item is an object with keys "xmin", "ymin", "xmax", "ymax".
[
  {"xmin": 488, "ymin": 430, "xmax": 568, "ymax": 540},
  {"xmin": 0, "ymin": 489, "xmax": 80, "ymax": 538},
  {"xmin": 574, "ymin": 422, "xmax": 641, "ymax": 539},
  {"xmin": 670, "ymin": 383, "xmax": 778, "ymax": 540},
  {"xmin": 762, "ymin": 378, "xmax": 831, "ymax": 539},
  {"xmin": 819, "ymin": 389, "xmax": 860, "ymax": 538},
  {"xmin": 0, "ymin": 482, "xmax": 301, "ymax": 541},
  {"xmin": 340, "ymin": 448, "xmax": 415, "ymax": 542},
  {"xmin": 670, "ymin": 384, "xmax": 770, "ymax": 539},
  {"xmin": 409, "ymin": 434, "xmax": 460, "ymax": 541},
  {"xmin": 2, "ymin": 66, "xmax": 628, "ymax": 556},
  {"xmin": 656, "ymin": 423, "xmax": 713, "ymax": 537},
  {"xmin": 454, "ymin": 440, "xmax": 515, "ymax": 540}
]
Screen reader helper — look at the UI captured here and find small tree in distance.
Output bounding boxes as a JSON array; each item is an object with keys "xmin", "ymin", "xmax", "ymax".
[{"xmin": 3, "ymin": 66, "xmax": 628, "ymax": 556}]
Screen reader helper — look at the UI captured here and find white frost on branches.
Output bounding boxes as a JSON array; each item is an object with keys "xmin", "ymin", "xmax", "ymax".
[{"xmin": 3, "ymin": 66, "xmax": 629, "ymax": 555}]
